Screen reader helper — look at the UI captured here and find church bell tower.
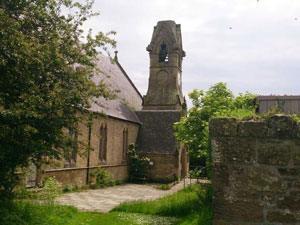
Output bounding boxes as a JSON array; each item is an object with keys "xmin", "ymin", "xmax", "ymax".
[
  {"xmin": 143, "ymin": 20, "xmax": 186, "ymax": 110},
  {"xmin": 135, "ymin": 20, "xmax": 189, "ymax": 181}
]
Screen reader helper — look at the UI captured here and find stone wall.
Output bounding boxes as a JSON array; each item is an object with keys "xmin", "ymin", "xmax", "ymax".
[
  {"xmin": 210, "ymin": 115, "xmax": 300, "ymax": 225},
  {"xmin": 146, "ymin": 153, "xmax": 179, "ymax": 181}
]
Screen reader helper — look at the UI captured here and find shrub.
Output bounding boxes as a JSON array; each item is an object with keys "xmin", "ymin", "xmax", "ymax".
[
  {"xmin": 90, "ymin": 168, "xmax": 113, "ymax": 188},
  {"xmin": 62, "ymin": 184, "xmax": 72, "ymax": 193},
  {"xmin": 13, "ymin": 187, "xmax": 29, "ymax": 200},
  {"xmin": 39, "ymin": 177, "xmax": 62, "ymax": 203},
  {"xmin": 114, "ymin": 180, "xmax": 121, "ymax": 186},
  {"xmin": 127, "ymin": 144, "xmax": 150, "ymax": 180}
]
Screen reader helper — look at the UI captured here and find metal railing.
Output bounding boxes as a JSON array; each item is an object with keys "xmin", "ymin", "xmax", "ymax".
[{"xmin": 183, "ymin": 166, "xmax": 208, "ymax": 188}]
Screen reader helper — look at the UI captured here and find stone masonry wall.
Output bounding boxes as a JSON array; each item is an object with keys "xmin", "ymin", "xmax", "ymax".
[
  {"xmin": 146, "ymin": 154, "xmax": 179, "ymax": 182},
  {"xmin": 210, "ymin": 115, "xmax": 300, "ymax": 225},
  {"xmin": 42, "ymin": 115, "xmax": 139, "ymax": 185}
]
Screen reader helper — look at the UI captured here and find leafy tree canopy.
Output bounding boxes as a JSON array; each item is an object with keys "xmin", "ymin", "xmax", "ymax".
[
  {"xmin": 174, "ymin": 82, "xmax": 256, "ymax": 176},
  {"xmin": 0, "ymin": 0, "xmax": 116, "ymax": 197}
]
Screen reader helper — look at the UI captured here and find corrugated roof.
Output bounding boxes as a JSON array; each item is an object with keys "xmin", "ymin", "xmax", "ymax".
[
  {"xmin": 90, "ymin": 54, "xmax": 142, "ymax": 124},
  {"xmin": 256, "ymin": 95, "xmax": 300, "ymax": 116},
  {"xmin": 257, "ymin": 95, "xmax": 300, "ymax": 100}
]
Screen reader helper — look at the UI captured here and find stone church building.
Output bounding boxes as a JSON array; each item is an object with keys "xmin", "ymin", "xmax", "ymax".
[{"xmin": 32, "ymin": 20, "xmax": 188, "ymax": 186}]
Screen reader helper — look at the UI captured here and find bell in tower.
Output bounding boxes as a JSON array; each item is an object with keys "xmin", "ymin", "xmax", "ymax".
[{"xmin": 143, "ymin": 20, "xmax": 186, "ymax": 110}]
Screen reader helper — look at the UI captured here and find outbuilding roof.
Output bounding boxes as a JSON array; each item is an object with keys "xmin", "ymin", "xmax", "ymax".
[{"xmin": 257, "ymin": 95, "xmax": 300, "ymax": 100}]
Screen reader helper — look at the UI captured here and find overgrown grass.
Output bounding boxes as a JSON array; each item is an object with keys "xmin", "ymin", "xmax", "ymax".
[
  {"xmin": 1, "ymin": 183, "xmax": 212, "ymax": 225},
  {"xmin": 0, "ymin": 201, "xmax": 171, "ymax": 225},
  {"xmin": 0, "ymin": 201, "xmax": 96, "ymax": 225},
  {"xmin": 112, "ymin": 183, "xmax": 212, "ymax": 224}
]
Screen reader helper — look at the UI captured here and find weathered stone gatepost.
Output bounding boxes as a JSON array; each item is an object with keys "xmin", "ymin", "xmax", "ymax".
[{"xmin": 210, "ymin": 115, "xmax": 300, "ymax": 225}]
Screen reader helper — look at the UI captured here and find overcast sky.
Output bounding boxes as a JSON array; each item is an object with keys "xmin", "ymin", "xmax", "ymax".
[{"xmin": 81, "ymin": 0, "xmax": 300, "ymax": 107}]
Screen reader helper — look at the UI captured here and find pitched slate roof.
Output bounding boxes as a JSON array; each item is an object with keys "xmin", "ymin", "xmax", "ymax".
[
  {"xmin": 135, "ymin": 110, "xmax": 182, "ymax": 154},
  {"xmin": 90, "ymin": 54, "xmax": 142, "ymax": 124}
]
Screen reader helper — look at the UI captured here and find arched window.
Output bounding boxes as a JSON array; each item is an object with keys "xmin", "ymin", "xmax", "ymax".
[
  {"xmin": 122, "ymin": 128, "xmax": 128, "ymax": 160},
  {"xmin": 159, "ymin": 43, "xmax": 168, "ymax": 63},
  {"xmin": 99, "ymin": 124, "xmax": 107, "ymax": 161},
  {"xmin": 65, "ymin": 128, "xmax": 77, "ymax": 165}
]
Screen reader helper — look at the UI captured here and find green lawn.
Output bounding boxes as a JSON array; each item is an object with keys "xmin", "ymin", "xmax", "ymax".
[
  {"xmin": 112, "ymin": 183, "xmax": 212, "ymax": 225},
  {"xmin": 0, "ymin": 184, "xmax": 212, "ymax": 225}
]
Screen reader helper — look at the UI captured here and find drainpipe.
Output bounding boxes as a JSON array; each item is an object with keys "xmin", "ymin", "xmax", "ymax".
[{"xmin": 86, "ymin": 126, "xmax": 91, "ymax": 185}]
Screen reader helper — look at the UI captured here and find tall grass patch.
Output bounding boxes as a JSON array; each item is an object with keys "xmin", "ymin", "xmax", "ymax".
[
  {"xmin": 0, "ymin": 201, "xmax": 137, "ymax": 225},
  {"xmin": 0, "ymin": 201, "xmax": 179, "ymax": 225},
  {"xmin": 112, "ymin": 184, "xmax": 212, "ymax": 220}
]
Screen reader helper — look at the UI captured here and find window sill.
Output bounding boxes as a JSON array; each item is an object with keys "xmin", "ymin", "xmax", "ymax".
[
  {"xmin": 64, "ymin": 161, "xmax": 76, "ymax": 168},
  {"xmin": 99, "ymin": 160, "xmax": 107, "ymax": 165}
]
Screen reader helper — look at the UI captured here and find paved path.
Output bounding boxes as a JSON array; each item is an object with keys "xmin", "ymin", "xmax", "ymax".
[{"xmin": 56, "ymin": 178, "xmax": 209, "ymax": 213}]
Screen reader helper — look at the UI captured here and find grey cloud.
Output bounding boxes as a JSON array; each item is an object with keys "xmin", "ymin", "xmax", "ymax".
[{"xmin": 78, "ymin": 0, "xmax": 300, "ymax": 108}]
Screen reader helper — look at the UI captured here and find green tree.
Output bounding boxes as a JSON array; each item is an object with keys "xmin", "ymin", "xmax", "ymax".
[
  {"xmin": 0, "ymin": 0, "xmax": 116, "ymax": 198},
  {"xmin": 174, "ymin": 83, "xmax": 256, "ymax": 177}
]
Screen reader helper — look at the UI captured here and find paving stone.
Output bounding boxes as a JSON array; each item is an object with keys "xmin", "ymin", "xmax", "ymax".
[{"xmin": 56, "ymin": 179, "xmax": 205, "ymax": 212}]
